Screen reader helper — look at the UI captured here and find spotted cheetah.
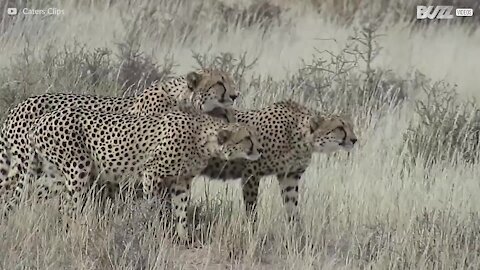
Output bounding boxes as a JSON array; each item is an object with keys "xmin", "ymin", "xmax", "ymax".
[
  {"xmin": 201, "ymin": 100, "xmax": 357, "ymax": 221},
  {"xmin": 16, "ymin": 106, "xmax": 261, "ymax": 241},
  {"xmin": 0, "ymin": 69, "xmax": 238, "ymax": 200}
]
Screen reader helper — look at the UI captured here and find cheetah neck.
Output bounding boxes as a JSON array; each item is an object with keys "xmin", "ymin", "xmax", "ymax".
[
  {"xmin": 167, "ymin": 76, "xmax": 191, "ymax": 102},
  {"xmin": 291, "ymin": 141, "xmax": 314, "ymax": 160},
  {"xmin": 165, "ymin": 69, "xmax": 206, "ymax": 102},
  {"xmin": 291, "ymin": 122, "xmax": 316, "ymax": 159}
]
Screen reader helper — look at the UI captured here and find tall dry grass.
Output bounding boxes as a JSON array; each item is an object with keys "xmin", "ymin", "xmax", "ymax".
[{"xmin": 1, "ymin": 0, "xmax": 480, "ymax": 269}]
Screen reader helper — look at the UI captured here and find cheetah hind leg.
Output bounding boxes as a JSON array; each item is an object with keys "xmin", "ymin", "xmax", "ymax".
[
  {"xmin": 4, "ymin": 136, "xmax": 31, "ymax": 208},
  {"xmin": 0, "ymin": 134, "xmax": 12, "ymax": 200},
  {"xmin": 4, "ymin": 141, "xmax": 42, "ymax": 215},
  {"xmin": 27, "ymin": 157, "xmax": 73, "ymax": 218}
]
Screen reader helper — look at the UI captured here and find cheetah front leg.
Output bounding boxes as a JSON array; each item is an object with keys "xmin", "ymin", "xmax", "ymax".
[
  {"xmin": 277, "ymin": 170, "xmax": 304, "ymax": 223},
  {"xmin": 242, "ymin": 174, "xmax": 261, "ymax": 220},
  {"xmin": 170, "ymin": 178, "xmax": 192, "ymax": 243},
  {"xmin": 142, "ymin": 170, "xmax": 171, "ymax": 206},
  {"xmin": 61, "ymin": 156, "xmax": 93, "ymax": 217},
  {"xmin": 34, "ymin": 162, "xmax": 65, "ymax": 202},
  {"xmin": 142, "ymin": 172, "xmax": 172, "ymax": 221}
]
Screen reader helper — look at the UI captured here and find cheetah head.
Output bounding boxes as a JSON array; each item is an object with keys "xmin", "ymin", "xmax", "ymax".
[
  {"xmin": 215, "ymin": 124, "xmax": 262, "ymax": 161},
  {"xmin": 186, "ymin": 69, "xmax": 238, "ymax": 112},
  {"xmin": 307, "ymin": 114, "xmax": 358, "ymax": 153}
]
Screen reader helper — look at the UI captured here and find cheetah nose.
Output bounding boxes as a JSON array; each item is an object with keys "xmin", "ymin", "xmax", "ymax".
[
  {"xmin": 351, "ymin": 138, "xmax": 357, "ymax": 145},
  {"xmin": 230, "ymin": 94, "xmax": 238, "ymax": 101}
]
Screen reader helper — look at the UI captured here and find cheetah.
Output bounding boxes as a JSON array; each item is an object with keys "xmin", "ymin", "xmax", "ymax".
[
  {"xmin": 16, "ymin": 106, "xmax": 261, "ymax": 241},
  {"xmin": 0, "ymin": 69, "xmax": 238, "ymax": 200},
  {"xmin": 200, "ymin": 100, "xmax": 357, "ymax": 221}
]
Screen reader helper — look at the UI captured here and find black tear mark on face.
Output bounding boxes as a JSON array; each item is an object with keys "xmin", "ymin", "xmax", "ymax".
[
  {"xmin": 246, "ymin": 136, "xmax": 254, "ymax": 155},
  {"xmin": 336, "ymin": 127, "xmax": 347, "ymax": 145},
  {"xmin": 217, "ymin": 81, "xmax": 226, "ymax": 102},
  {"xmin": 338, "ymin": 127, "xmax": 347, "ymax": 141}
]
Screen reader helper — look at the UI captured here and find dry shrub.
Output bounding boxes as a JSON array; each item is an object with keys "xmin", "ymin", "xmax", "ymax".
[
  {"xmin": 0, "ymin": 42, "xmax": 118, "ymax": 116},
  {"xmin": 115, "ymin": 40, "xmax": 173, "ymax": 96},
  {"xmin": 405, "ymin": 81, "xmax": 480, "ymax": 167},
  {"xmin": 286, "ymin": 24, "xmax": 409, "ymax": 116},
  {"xmin": 0, "ymin": 39, "xmax": 173, "ymax": 119},
  {"xmin": 217, "ymin": 1, "xmax": 282, "ymax": 36}
]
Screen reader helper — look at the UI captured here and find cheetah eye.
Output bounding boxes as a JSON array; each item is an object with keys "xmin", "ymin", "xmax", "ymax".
[
  {"xmin": 334, "ymin": 126, "xmax": 346, "ymax": 134},
  {"xmin": 326, "ymin": 126, "xmax": 345, "ymax": 135}
]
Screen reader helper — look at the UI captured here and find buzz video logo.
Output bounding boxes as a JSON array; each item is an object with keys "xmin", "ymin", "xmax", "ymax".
[{"xmin": 417, "ymin": 5, "xmax": 474, "ymax": 19}]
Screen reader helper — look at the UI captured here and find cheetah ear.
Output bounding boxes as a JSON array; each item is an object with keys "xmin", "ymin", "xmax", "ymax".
[
  {"xmin": 186, "ymin": 71, "xmax": 202, "ymax": 90},
  {"xmin": 309, "ymin": 115, "xmax": 325, "ymax": 132},
  {"xmin": 217, "ymin": 128, "xmax": 233, "ymax": 145}
]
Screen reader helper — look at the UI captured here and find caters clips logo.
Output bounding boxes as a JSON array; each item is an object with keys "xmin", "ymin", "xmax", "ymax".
[{"xmin": 417, "ymin": 5, "xmax": 474, "ymax": 19}]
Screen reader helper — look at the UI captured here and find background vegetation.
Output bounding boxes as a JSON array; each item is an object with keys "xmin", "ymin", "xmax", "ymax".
[{"xmin": 1, "ymin": 0, "xmax": 479, "ymax": 269}]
